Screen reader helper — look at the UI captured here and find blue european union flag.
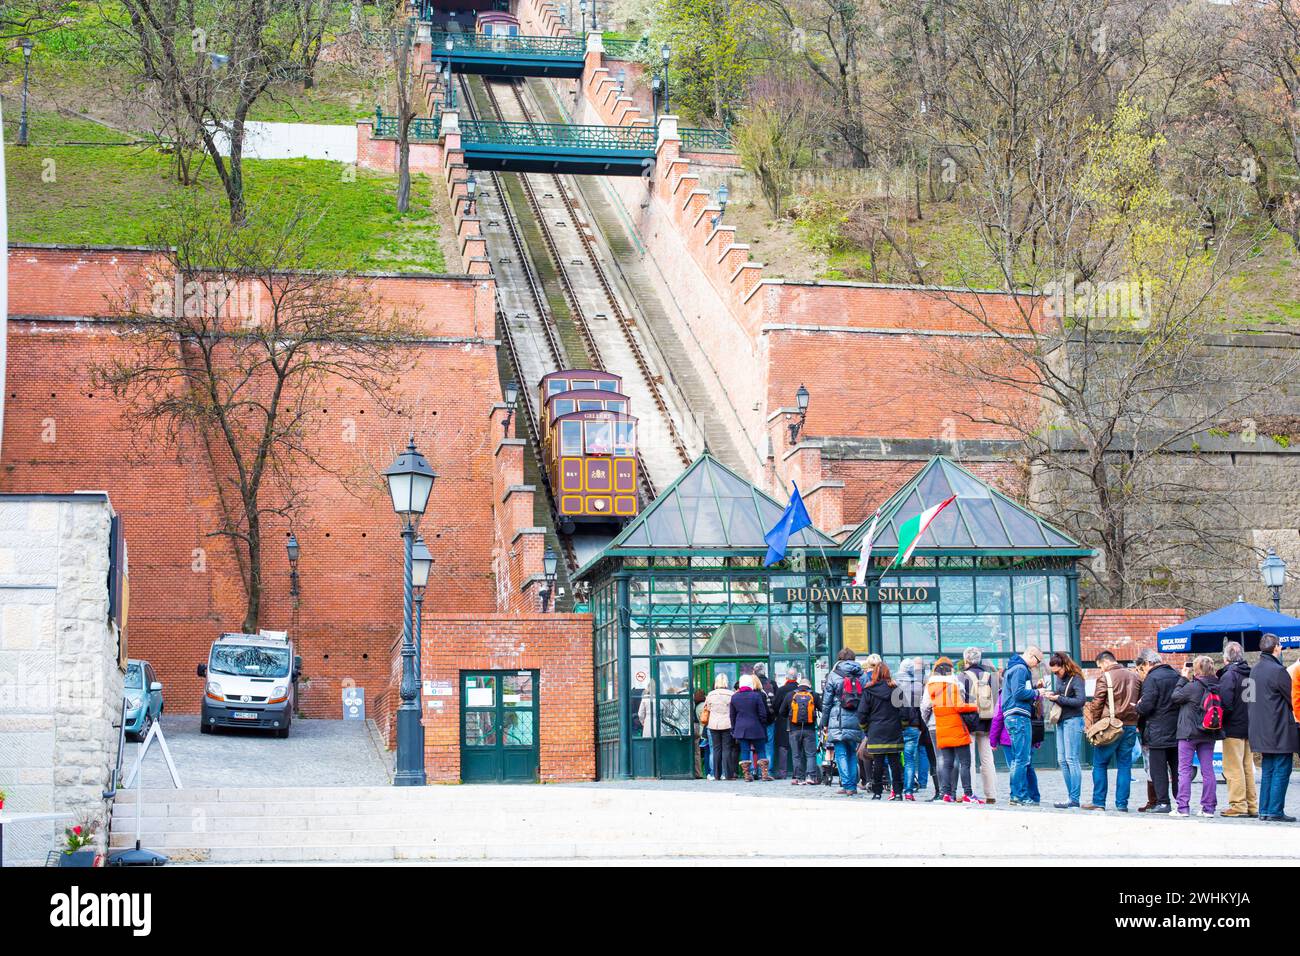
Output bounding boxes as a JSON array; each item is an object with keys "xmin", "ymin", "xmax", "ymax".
[{"xmin": 763, "ymin": 483, "xmax": 812, "ymax": 566}]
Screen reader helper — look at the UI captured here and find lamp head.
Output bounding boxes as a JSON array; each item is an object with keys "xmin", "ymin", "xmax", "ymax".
[
  {"xmin": 411, "ymin": 535, "xmax": 433, "ymax": 590},
  {"xmin": 504, "ymin": 379, "xmax": 519, "ymax": 407},
  {"xmin": 661, "ymin": 42, "xmax": 670, "ymax": 63},
  {"xmin": 384, "ymin": 436, "xmax": 437, "ymax": 526},
  {"xmin": 796, "ymin": 383, "xmax": 810, "ymax": 413},
  {"xmin": 717, "ymin": 182, "xmax": 729, "ymax": 212},
  {"xmin": 285, "ymin": 532, "xmax": 300, "ymax": 566},
  {"xmin": 1260, "ymin": 547, "xmax": 1287, "ymax": 590},
  {"xmin": 466, "ymin": 174, "xmax": 477, "ymax": 200},
  {"xmin": 543, "ymin": 546, "xmax": 558, "ymax": 580},
  {"xmin": 21, "ymin": 37, "xmax": 33, "ymax": 60}
]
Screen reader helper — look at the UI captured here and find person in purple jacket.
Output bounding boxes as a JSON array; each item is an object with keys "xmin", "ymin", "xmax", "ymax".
[{"xmin": 990, "ymin": 694, "xmax": 1042, "ymax": 804}]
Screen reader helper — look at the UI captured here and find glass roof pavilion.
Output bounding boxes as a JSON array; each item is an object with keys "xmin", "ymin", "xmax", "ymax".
[{"xmin": 577, "ymin": 453, "xmax": 1091, "ymax": 779}]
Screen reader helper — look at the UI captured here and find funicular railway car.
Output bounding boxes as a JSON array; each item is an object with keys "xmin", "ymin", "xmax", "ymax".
[
  {"xmin": 539, "ymin": 369, "xmax": 639, "ymax": 533},
  {"xmin": 476, "ymin": 10, "xmax": 520, "ymax": 36}
]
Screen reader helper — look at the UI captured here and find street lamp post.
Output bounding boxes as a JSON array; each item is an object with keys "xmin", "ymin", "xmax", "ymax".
[
  {"xmin": 711, "ymin": 182, "xmax": 729, "ymax": 230},
  {"xmin": 502, "ymin": 379, "xmax": 519, "ymax": 436},
  {"xmin": 590, "ymin": 0, "xmax": 599, "ymax": 32},
  {"xmin": 789, "ymin": 384, "xmax": 810, "ymax": 444},
  {"xmin": 651, "ymin": 75, "xmax": 661, "ymax": 122},
  {"xmin": 1260, "ymin": 547, "xmax": 1286, "ymax": 613},
  {"xmin": 286, "ymin": 532, "xmax": 301, "ymax": 601},
  {"xmin": 465, "ymin": 173, "xmax": 477, "ymax": 217},
  {"xmin": 539, "ymin": 547, "xmax": 558, "ymax": 612},
  {"xmin": 411, "ymin": 535, "xmax": 432, "ymax": 680},
  {"xmin": 660, "ymin": 42, "xmax": 671, "ymax": 114},
  {"xmin": 445, "ymin": 37, "xmax": 455, "ymax": 109},
  {"xmin": 384, "ymin": 437, "xmax": 437, "ymax": 786},
  {"xmin": 18, "ymin": 38, "xmax": 34, "ymax": 147}
]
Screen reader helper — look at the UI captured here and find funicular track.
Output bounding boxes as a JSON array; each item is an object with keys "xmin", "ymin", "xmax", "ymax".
[{"xmin": 474, "ymin": 76, "xmax": 693, "ymax": 489}]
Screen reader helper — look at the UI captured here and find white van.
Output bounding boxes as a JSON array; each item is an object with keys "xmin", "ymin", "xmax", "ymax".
[{"xmin": 197, "ymin": 630, "xmax": 301, "ymax": 737}]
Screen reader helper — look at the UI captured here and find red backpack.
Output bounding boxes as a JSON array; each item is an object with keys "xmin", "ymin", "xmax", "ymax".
[
  {"xmin": 838, "ymin": 676, "xmax": 864, "ymax": 711},
  {"xmin": 1201, "ymin": 685, "xmax": 1224, "ymax": 732}
]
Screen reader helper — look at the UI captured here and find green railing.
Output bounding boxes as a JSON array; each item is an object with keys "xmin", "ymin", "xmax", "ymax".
[
  {"xmin": 429, "ymin": 31, "xmax": 585, "ymax": 58},
  {"xmin": 461, "ymin": 119, "xmax": 656, "ymax": 152},
  {"xmin": 680, "ymin": 126, "xmax": 733, "ymax": 152},
  {"xmin": 603, "ymin": 37, "xmax": 648, "ymax": 59},
  {"xmin": 373, "ymin": 109, "xmax": 442, "ymax": 142}
]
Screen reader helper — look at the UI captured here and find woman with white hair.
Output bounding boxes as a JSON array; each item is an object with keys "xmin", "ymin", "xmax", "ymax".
[{"xmin": 730, "ymin": 673, "xmax": 773, "ymax": 781}]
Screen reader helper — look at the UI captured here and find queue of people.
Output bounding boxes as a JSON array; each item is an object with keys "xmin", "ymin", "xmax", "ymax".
[{"xmin": 691, "ymin": 635, "xmax": 1300, "ymax": 823}]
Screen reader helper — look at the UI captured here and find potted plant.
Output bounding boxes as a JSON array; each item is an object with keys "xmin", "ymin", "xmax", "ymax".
[
  {"xmin": 0, "ymin": 787, "xmax": 6, "ymax": 810},
  {"xmin": 59, "ymin": 814, "xmax": 100, "ymax": 867}
]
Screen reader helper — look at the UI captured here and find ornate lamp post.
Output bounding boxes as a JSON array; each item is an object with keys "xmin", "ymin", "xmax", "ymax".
[
  {"xmin": 711, "ymin": 182, "xmax": 729, "ymax": 230},
  {"xmin": 539, "ymin": 547, "xmax": 559, "ymax": 612},
  {"xmin": 384, "ymin": 437, "xmax": 436, "ymax": 786},
  {"xmin": 411, "ymin": 535, "xmax": 432, "ymax": 679},
  {"xmin": 465, "ymin": 173, "xmax": 477, "ymax": 216},
  {"xmin": 789, "ymin": 384, "xmax": 810, "ymax": 444},
  {"xmin": 286, "ymin": 532, "xmax": 301, "ymax": 601},
  {"xmin": 445, "ymin": 36, "xmax": 455, "ymax": 109},
  {"xmin": 502, "ymin": 379, "xmax": 519, "ymax": 436},
  {"xmin": 18, "ymin": 38, "xmax": 34, "ymax": 147},
  {"xmin": 651, "ymin": 74, "xmax": 661, "ymax": 123},
  {"xmin": 1260, "ymin": 548, "xmax": 1286, "ymax": 613},
  {"xmin": 660, "ymin": 42, "xmax": 671, "ymax": 114}
]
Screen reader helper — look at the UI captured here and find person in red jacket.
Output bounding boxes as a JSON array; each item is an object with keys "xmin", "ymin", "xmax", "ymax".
[{"xmin": 922, "ymin": 657, "xmax": 979, "ymax": 803}]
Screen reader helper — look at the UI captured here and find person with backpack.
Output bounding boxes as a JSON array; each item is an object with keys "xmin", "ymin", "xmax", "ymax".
[
  {"xmin": 1134, "ymin": 648, "xmax": 1181, "ymax": 814},
  {"xmin": 1171, "ymin": 655, "xmax": 1223, "ymax": 817},
  {"xmin": 778, "ymin": 677, "xmax": 821, "ymax": 785},
  {"xmin": 860, "ymin": 661, "xmax": 905, "ymax": 800},
  {"xmin": 820, "ymin": 648, "xmax": 867, "ymax": 796},
  {"xmin": 771, "ymin": 667, "xmax": 802, "ymax": 780},
  {"xmin": 1046, "ymin": 651, "xmax": 1087, "ymax": 809},
  {"xmin": 1216, "ymin": 641, "xmax": 1257, "ymax": 818},
  {"xmin": 1248, "ymin": 634, "xmax": 1298, "ymax": 822},
  {"xmin": 922, "ymin": 657, "xmax": 979, "ymax": 803},
  {"xmin": 961, "ymin": 647, "xmax": 999, "ymax": 804}
]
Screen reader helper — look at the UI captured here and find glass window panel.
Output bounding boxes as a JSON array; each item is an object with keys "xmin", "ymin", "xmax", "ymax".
[
  {"xmin": 719, "ymin": 497, "xmax": 764, "ymax": 546},
  {"xmin": 810, "ymin": 615, "xmax": 829, "ymax": 653},
  {"xmin": 1015, "ymin": 614, "xmax": 1053, "ymax": 652},
  {"xmin": 713, "ymin": 660, "xmax": 739, "ymax": 690},
  {"xmin": 546, "ymin": 378, "xmax": 568, "ymax": 396},
  {"xmin": 1013, "ymin": 576, "xmax": 1049, "ymax": 613},
  {"xmin": 769, "ymin": 616, "xmax": 808, "ymax": 653},
  {"xmin": 879, "ymin": 616, "xmax": 902, "ymax": 657},
  {"xmin": 571, "ymin": 379, "xmax": 595, "ymax": 391},
  {"xmin": 920, "ymin": 503, "xmax": 973, "ymax": 547},
  {"xmin": 645, "ymin": 500, "xmax": 688, "ymax": 546},
  {"xmin": 607, "ymin": 401, "xmax": 627, "ymax": 414},
  {"xmin": 813, "ymin": 656, "xmax": 831, "ymax": 692},
  {"xmin": 1050, "ymin": 614, "xmax": 1073, "ymax": 651},
  {"xmin": 1043, "ymin": 525, "xmax": 1078, "ymax": 547},
  {"xmin": 684, "ymin": 494, "xmax": 728, "ymax": 546},
  {"xmin": 503, "ymin": 674, "xmax": 533, "ymax": 706},
  {"xmin": 658, "ymin": 660, "xmax": 690, "ymax": 695},
  {"xmin": 708, "ymin": 459, "xmax": 756, "ymax": 498},
  {"xmin": 597, "ymin": 379, "xmax": 618, "ymax": 391},
  {"xmin": 503, "ymin": 711, "xmax": 534, "ymax": 746},
  {"xmin": 900, "ymin": 616, "xmax": 940, "ymax": 655},
  {"xmin": 940, "ymin": 577, "xmax": 975, "ymax": 614},
  {"xmin": 658, "ymin": 698, "xmax": 691, "ymax": 736},
  {"xmin": 578, "ymin": 400, "xmax": 604, "ymax": 411},
  {"xmin": 941, "ymin": 614, "xmax": 1012, "ymax": 657},
  {"xmin": 585, "ymin": 420, "xmax": 612, "ymax": 454},
  {"xmin": 463, "ymin": 710, "xmax": 497, "ymax": 746},
  {"xmin": 560, "ymin": 420, "xmax": 582, "ymax": 455},
  {"xmin": 652, "ymin": 629, "xmax": 692, "ymax": 655},
  {"xmin": 896, "ymin": 575, "xmax": 938, "ymax": 613},
  {"xmin": 976, "ymin": 576, "xmax": 1013, "ymax": 616},
  {"xmin": 629, "ymin": 579, "xmax": 649, "ymax": 615},
  {"xmin": 730, "ymin": 578, "xmax": 769, "ymax": 609},
  {"xmin": 553, "ymin": 399, "xmax": 575, "ymax": 418},
  {"xmin": 994, "ymin": 497, "xmax": 1048, "ymax": 546},
  {"xmin": 770, "ymin": 575, "xmax": 807, "ymax": 613},
  {"xmin": 675, "ymin": 464, "xmax": 709, "ymax": 496},
  {"xmin": 772, "ymin": 658, "xmax": 810, "ymax": 685},
  {"xmin": 963, "ymin": 499, "xmax": 1012, "ymax": 547},
  {"xmin": 1048, "ymin": 576, "xmax": 1068, "ymax": 613},
  {"xmin": 916, "ymin": 462, "xmax": 955, "ymax": 506},
  {"xmin": 651, "ymin": 576, "xmax": 690, "ymax": 602}
]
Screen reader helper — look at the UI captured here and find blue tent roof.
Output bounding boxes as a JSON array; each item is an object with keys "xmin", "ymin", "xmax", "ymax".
[{"xmin": 1156, "ymin": 598, "xmax": 1300, "ymax": 653}]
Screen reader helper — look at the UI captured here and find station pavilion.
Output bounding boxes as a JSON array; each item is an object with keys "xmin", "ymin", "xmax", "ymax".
[{"xmin": 575, "ymin": 453, "xmax": 1093, "ymax": 780}]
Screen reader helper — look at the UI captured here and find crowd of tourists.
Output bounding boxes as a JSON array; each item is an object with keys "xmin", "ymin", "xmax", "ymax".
[{"xmin": 693, "ymin": 636, "xmax": 1300, "ymax": 822}]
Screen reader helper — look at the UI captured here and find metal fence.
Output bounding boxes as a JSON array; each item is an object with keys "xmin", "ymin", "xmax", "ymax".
[
  {"xmin": 460, "ymin": 119, "xmax": 656, "ymax": 152},
  {"xmin": 428, "ymin": 31, "xmax": 586, "ymax": 58},
  {"xmin": 373, "ymin": 109, "xmax": 442, "ymax": 142},
  {"xmin": 603, "ymin": 37, "xmax": 649, "ymax": 60},
  {"xmin": 680, "ymin": 127, "xmax": 733, "ymax": 153}
]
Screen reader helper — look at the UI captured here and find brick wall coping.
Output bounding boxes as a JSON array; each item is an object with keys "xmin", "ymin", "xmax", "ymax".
[
  {"xmin": 760, "ymin": 322, "xmax": 1035, "ymax": 341},
  {"xmin": 0, "ymin": 491, "xmax": 112, "ymax": 503},
  {"xmin": 423, "ymin": 613, "xmax": 592, "ymax": 621},
  {"xmin": 758, "ymin": 276, "xmax": 1039, "ymax": 297}
]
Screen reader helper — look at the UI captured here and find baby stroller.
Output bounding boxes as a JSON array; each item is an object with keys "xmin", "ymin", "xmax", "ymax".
[{"xmin": 819, "ymin": 729, "xmax": 839, "ymax": 787}]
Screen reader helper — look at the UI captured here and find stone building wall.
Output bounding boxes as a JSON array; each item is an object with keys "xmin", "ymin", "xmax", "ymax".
[{"xmin": 0, "ymin": 493, "xmax": 123, "ymax": 865}]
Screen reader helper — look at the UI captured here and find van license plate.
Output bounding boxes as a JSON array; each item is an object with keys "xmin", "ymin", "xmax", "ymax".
[{"xmin": 232, "ymin": 712, "xmax": 258, "ymax": 720}]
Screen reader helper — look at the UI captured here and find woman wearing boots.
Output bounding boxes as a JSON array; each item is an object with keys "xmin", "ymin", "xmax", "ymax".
[
  {"xmin": 860, "ymin": 661, "xmax": 905, "ymax": 799},
  {"xmin": 729, "ymin": 674, "xmax": 772, "ymax": 781}
]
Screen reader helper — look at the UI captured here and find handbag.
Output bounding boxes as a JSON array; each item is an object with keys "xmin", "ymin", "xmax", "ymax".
[
  {"xmin": 699, "ymin": 704, "xmax": 711, "ymax": 727},
  {"xmin": 1046, "ymin": 676, "xmax": 1069, "ymax": 727},
  {"xmin": 1084, "ymin": 671, "xmax": 1125, "ymax": 747}
]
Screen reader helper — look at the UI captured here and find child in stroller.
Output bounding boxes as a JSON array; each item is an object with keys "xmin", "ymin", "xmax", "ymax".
[{"xmin": 819, "ymin": 728, "xmax": 838, "ymax": 787}]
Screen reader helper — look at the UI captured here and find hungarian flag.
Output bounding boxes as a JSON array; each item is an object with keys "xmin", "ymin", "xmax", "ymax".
[
  {"xmin": 888, "ymin": 495, "xmax": 957, "ymax": 569},
  {"xmin": 852, "ymin": 508, "xmax": 881, "ymax": 587}
]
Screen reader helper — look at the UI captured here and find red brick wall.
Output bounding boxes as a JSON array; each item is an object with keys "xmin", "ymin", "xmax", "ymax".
[
  {"xmin": 2, "ymin": 246, "xmax": 501, "ymax": 721},
  {"xmin": 1080, "ymin": 608, "xmax": 1188, "ymax": 666},
  {"xmin": 416, "ymin": 613, "xmax": 595, "ymax": 782}
]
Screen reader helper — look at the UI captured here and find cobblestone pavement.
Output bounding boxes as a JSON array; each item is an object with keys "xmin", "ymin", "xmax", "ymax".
[{"xmin": 123, "ymin": 716, "xmax": 390, "ymax": 789}]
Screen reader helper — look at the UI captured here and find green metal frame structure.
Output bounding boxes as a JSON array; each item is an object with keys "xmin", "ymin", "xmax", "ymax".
[
  {"xmin": 373, "ymin": 109, "xmax": 442, "ymax": 142},
  {"xmin": 429, "ymin": 31, "xmax": 587, "ymax": 78},
  {"xmin": 577, "ymin": 453, "xmax": 1093, "ymax": 780},
  {"xmin": 459, "ymin": 119, "xmax": 656, "ymax": 175},
  {"xmin": 679, "ymin": 127, "xmax": 733, "ymax": 153}
]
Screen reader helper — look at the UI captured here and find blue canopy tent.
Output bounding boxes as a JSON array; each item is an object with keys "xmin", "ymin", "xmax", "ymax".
[{"xmin": 1156, "ymin": 598, "xmax": 1300, "ymax": 654}]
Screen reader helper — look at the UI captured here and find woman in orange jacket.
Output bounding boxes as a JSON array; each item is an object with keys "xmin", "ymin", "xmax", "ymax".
[{"xmin": 921, "ymin": 657, "xmax": 980, "ymax": 802}]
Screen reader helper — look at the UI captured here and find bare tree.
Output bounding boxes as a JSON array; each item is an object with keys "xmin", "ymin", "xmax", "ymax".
[
  {"xmin": 94, "ymin": 202, "xmax": 420, "ymax": 632},
  {"xmin": 287, "ymin": 0, "xmax": 339, "ymax": 89},
  {"xmin": 113, "ymin": 0, "xmax": 301, "ymax": 224},
  {"xmin": 367, "ymin": 0, "xmax": 420, "ymax": 214},
  {"xmin": 734, "ymin": 73, "xmax": 819, "ymax": 217}
]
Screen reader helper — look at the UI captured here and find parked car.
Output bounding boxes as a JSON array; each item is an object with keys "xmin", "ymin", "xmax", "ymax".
[
  {"xmin": 197, "ymin": 631, "xmax": 300, "ymax": 738},
  {"xmin": 124, "ymin": 659, "xmax": 164, "ymax": 740}
]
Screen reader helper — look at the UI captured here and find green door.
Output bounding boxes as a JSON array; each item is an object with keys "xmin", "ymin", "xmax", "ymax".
[{"xmin": 460, "ymin": 670, "xmax": 540, "ymax": 783}]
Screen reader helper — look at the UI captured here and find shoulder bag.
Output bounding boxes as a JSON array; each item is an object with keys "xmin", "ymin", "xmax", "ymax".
[{"xmin": 1084, "ymin": 671, "xmax": 1124, "ymax": 747}]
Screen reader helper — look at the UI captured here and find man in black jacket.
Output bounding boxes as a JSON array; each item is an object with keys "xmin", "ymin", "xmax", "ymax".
[
  {"xmin": 1135, "ymin": 648, "xmax": 1181, "ymax": 814},
  {"xmin": 1217, "ymin": 641, "xmax": 1257, "ymax": 818},
  {"xmin": 770, "ymin": 668, "xmax": 801, "ymax": 779},
  {"xmin": 1248, "ymin": 634, "xmax": 1298, "ymax": 822}
]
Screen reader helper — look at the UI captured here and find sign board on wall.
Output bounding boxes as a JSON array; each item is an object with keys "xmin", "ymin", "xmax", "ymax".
[
  {"xmin": 342, "ymin": 686, "xmax": 365, "ymax": 721},
  {"xmin": 843, "ymin": 616, "xmax": 870, "ymax": 654},
  {"xmin": 772, "ymin": 585, "xmax": 939, "ymax": 604}
]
